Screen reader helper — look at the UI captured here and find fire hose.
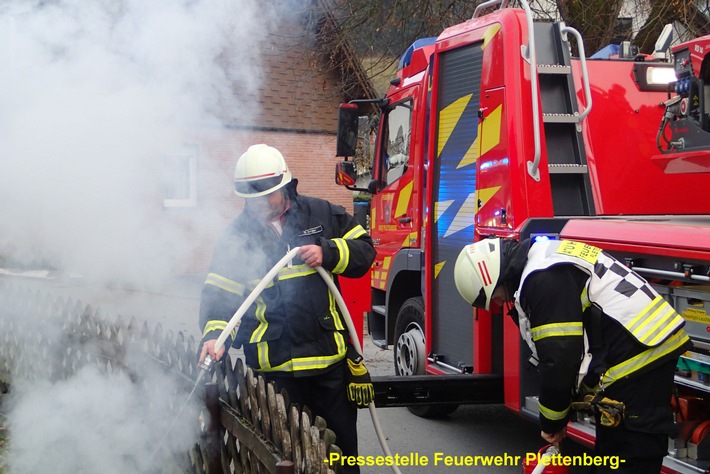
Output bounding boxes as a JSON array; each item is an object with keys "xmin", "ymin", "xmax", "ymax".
[
  {"xmin": 528, "ymin": 444, "xmax": 561, "ymax": 474},
  {"xmin": 198, "ymin": 246, "xmax": 403, "ymax": 474}
]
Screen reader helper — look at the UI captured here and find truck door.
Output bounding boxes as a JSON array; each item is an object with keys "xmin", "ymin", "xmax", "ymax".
[
  {"xmin": 427, "ymin": 42, "xmax": 484, "ymax": 373},
  {"xmin": 370, "ymin": 100, "xmax": 415, "ymax": 280}
]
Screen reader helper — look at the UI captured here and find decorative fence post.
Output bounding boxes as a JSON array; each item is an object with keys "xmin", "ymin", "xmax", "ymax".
[{"xmin": 203, "ymin": 382, "xmax": 222, "ymax": 474}]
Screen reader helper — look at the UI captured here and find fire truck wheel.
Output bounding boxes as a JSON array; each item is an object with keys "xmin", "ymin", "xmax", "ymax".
[
  {"xmin": 394, "ymin": 297, "xmax": 426, "ymax": 377},
  {"xmin": 394, "ymin": 297, "xmax": 458, "ymax": 418}
]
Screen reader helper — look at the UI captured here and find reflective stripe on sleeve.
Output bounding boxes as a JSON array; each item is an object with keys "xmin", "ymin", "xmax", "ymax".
[
  {"xmin": 343, "ymin": 225, "xmax": 367, "ymax": 240},
  {"xmin": 202, "ymin": 320, "xmax": 236, "ymax": 341},
  {"xmin": 539, "ymin": 402, "xmax": 570, "ymax": 421},
  {"xmin": 332, "ymin": 238, "xmax": 350, "ymax": 274},
  {"xmin": 531, "ymin": 322, "xmax": 584, "ymax": 341}
]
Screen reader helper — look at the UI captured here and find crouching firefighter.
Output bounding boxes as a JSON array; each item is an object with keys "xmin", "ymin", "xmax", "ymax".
[
  {"xmin": 198, "ymin": 144, "xmax": 376, "ymax": 474},
  {"xmin": 454, "ymin": 237, "xmax": 691, "ymax": 474}
]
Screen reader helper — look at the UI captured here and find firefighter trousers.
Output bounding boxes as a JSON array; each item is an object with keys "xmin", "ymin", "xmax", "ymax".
[{"xmin": 591, "ymin": 357, "xmax": 680, "ymax": 474}]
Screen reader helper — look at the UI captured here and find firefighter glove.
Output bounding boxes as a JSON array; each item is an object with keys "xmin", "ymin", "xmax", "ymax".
[
  {"xmin": 594, "ymin": 397, "xmax": 624, "ymax": 428},
  {"xmin": 346, "ymin": 345, "xmax": 374, "ymax": 408},
  {"xmin": 572, "ymin": 394, "xmax": 624, "ymax": 428}
]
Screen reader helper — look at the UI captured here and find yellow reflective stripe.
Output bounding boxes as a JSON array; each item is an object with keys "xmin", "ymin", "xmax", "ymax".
[
  {"xmin": 580, "ymin": 287, "xmax": 590, "ymax": 312},
  {"xmin": 267, "ymin": 354, "xmax": 342, "ymax": 372},
  {"xmin": 640, "ymin": 305, "xmax": 683, "ymax": 345},
  {"xmin": 249, "ymin": 296, "xmax": 268, "ymax": 343},
  {"xmin": 628, "ymin": 296, "xmax": 684, "ymax": 345},
  {"xmin": 599, "ymin": 330, "xmax": 690, "ymax": 388},
  {"xmin": 255, "ymin": 333, "xmax": 347, "ymax": 372},
  {"xmin": 531, "ymin": 322, "xmax": 584, "ymax": 341},
  {"xmin": 648, "ymin": 312, "xmax": 685, "ymax": 346},
  {"xmin": 332, "ymin": 238, "xmax": 350, "ymax": 274},
  {"xmin": 278, "ymin": 264, "xmax": 318, "ymax": 280},
  {"xmin": 205, "ymin": 273, "xmax": 245, "ymax": 296},
  {"xmin": 539, "ymin": 402, "xmax": 570, "ymax": 421},
  {"xmin": 202, "ymin": 320, "xmax": 236, "ymax": 340},
  {"xmin": 343, "ymin": 225, "xmax": 367, "ymax": 240},
  {"xmin": 257, "ymin": 341, "xmax": 271, "ymax": 369},
  {"xmin": 627, "ymin": 296, "xmax": 663, "ymax": 334},
  {"xmin": 328, "ymin": 285, "xmax": 345, "ymax": 331}
]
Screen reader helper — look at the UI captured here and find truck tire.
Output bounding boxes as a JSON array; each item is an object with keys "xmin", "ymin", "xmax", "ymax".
[{"xmin": 393, "ymin": 297, "xmax": 458, "ymax": 418}]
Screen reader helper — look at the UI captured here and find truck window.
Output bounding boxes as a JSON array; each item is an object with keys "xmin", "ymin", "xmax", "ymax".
[{"xmin": 381, "ymin": 101, "xmax": 412, "ymax": 186}]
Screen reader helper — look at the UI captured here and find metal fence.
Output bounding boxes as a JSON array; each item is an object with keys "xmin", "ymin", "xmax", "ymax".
[{"xmin": 0, "ymin": 283, "xmax": 342, "ymax": 474}]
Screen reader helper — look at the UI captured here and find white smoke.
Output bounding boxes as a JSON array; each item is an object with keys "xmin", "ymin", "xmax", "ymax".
[
  {"xmin": 0, "ymin": 0, "xmax": 271, "ymax": 287},
  {"xmin": 5, "ymin": 365, "xmax": 201, "ymax": 473},
  {"xmin": 0, "ymin": 0, "xmax": 306, "ymax": 471}
]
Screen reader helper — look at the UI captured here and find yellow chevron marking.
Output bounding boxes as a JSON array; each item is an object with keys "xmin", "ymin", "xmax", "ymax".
[
  {"xmin": 434, "ymin": 261, "xmax": 446, "ymax": 279},
  {"xmin": 457, "ymin": 138, "xmax": 479, "ymax": 169},
  {"xmin": 480, "ymin": 104, "xmax": 503, "ymax": 156},
  {"xmin": 482, "ymin": 24, "xmax": 501, "ymax": 49},
  {"xmin": 477, "ymin": 186, "xmax": 502, "ymax": 209},
  {"xmin": 438, "ymin": 94, "xmax": 472, "ymax": 157},
  {"xmin": 394, "ymin": 180, "xmax": 413, "ymax": 217},
  {"xmin": 402, "ymin": 232, "xmax": 418, "ymax": 247},
  {"xmin": 383, "ymin": 256, "xmax": 391, "ymax": 270}
]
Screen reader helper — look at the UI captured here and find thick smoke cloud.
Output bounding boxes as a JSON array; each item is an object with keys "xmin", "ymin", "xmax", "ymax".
[
  {"xmin": 0, "ymin": 0, "xmax": 268, "ymax": 287},
  {"xmin": 6, "ymin": 365, "xmax": 201, "ymax": 473},
  {"xmin": 0, "ymin": 0, "xmax": 297, "ymax": 471}
]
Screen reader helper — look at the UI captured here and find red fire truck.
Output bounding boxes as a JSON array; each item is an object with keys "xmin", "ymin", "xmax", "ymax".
[{"xmin": 335, "ymin": 1, "xmax": 710, "ymax": 472}]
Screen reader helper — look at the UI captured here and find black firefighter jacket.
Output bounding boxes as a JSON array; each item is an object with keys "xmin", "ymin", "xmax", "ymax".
[
  {"xmin": 519, "ymin": 264, "xmax": 690, "ymax": 438},
  {"xmin": 199, "ymin": 192, "xmax": 375, "ymax": 377}
]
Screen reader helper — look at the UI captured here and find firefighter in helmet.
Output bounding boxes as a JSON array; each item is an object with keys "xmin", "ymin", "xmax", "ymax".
[
  {"xmin": 454, "ymin": 237, "xmax": 690, "ymax": 474},
  {"xmin": 198, "ymin": 144, "xmax": 376, "ymax": 473}
]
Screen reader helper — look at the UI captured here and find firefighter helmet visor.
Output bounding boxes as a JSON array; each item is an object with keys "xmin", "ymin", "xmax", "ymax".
[{"xmin": 234, "ymin": 175, "xmax": 285, "ymax": 195}]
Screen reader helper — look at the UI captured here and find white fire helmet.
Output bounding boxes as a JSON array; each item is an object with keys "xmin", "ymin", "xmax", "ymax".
[
  {"xmin": 454, "ymin": 238, "xmax": 502, "ymax": 311},
  {"xmin": 234, "ymin": 144, "xmax": 293, "ymax": 198}
]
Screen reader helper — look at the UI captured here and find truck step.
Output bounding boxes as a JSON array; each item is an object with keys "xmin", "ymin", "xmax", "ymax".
[
  {"xmin": 542, "ymin": 113, "xmax": 581, "ymax": 123},
  {"xmin": 538, "ymin": 64, "xmax": 571, "ymax": 75},
  {"xmin": 547, "ymin": 164, "xmax": 588, "ymax": 174},
  {"xmin": 372, "ymin": 304, "xmax": 386, "ymax": 316},
  {"xmin": 371, "ymin": 374, "xmax": 504, "ymax": 407}
]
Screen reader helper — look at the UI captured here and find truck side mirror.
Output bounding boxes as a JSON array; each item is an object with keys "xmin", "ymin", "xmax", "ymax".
[
  {"xmin": 336, "ymin": 103, "xmax": 360, "ymax": 157},
  {"xmin": 335, "ymin": 161, "xmax": 358, "ymax": 187}
]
